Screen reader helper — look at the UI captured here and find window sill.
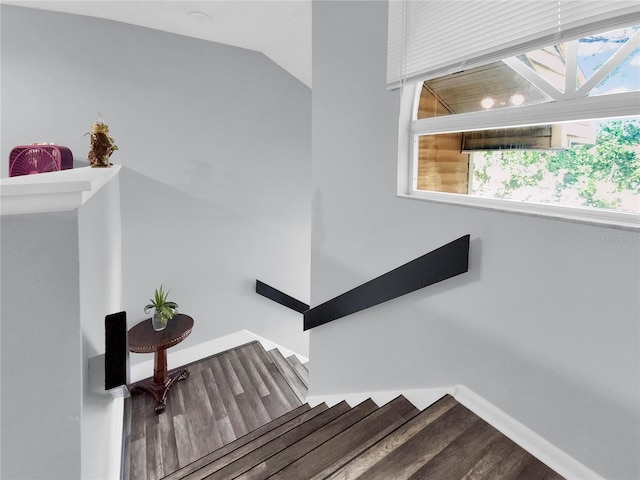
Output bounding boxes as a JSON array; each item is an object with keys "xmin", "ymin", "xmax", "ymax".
[{"xmin": 398, "ymin": 190, "xmax": 640, "ymax": 232}]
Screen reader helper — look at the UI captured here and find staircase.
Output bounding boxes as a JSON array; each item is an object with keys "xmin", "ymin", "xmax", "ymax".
[{"xmin": 127, "ymin": 341, "xmax": 564, "ymax": 480}]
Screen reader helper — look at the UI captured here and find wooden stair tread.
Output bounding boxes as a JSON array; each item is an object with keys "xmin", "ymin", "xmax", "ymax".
[
  {"xmin": 406, "ymin": 409, "xmax": 564, "ymax": 480},
  {"xmin": 128, "ymin": 341, "xmax": 309, "ymax": 480},
  {"xmin": 249, "ymin": 343, "xmax": 302, "ymax": 411},
  {"xmin": 135, "ymin": 345, "xmax": 566, "ymax": 480},
  {"xmin": 325, "ymin": 394, "xmax": 458, "ymax": 480},
  {"xmin": 286, "ymin": 354, "xmax": 309, "ymax": 388},
  {"xmin": 458, "ymin": 432, "xmax": 530, "ymax": 479},
  {"xmin": 406, "ymin": 418, "xmax": 503, "ymax": 479},
  {"xmin": 510, "ymin": 455, "xmax": 565, "ymax": 480},
  {"xmin": 214, "ymin": 348, "xmax": 274, "ymax": 435},
  {"xmin": 272, "ymin": 395, "xmax": 420, "ymax": 480},
  {"xmin": 342, "ymin": 398, "xmax": 479, "ymax": 479},
  {"xmin": 162, "ymin": 403, "xmax": 311, "ymax": 480},
  {"xmin": 204, "ymin": 401, "xmax": 352, "ymax": 479},
  {"xmin": 409, "ymin": 419, "xmax": 500, "ymax": 480},
  {"xmin": 267, "ymin": 348, "xmax": 308, "ymax": 403},
  {"xmin": 174, "ymin": 403, "xmax": 329, "ymax": 480},
  {"xmin": 233, "ymin": 344, "xmax": 299, "ymax": 421},
  {"xmin": 236, "ymin": 398, "xmax": 379, "ymax": 479},
  {"xmin": 459, "ymin": 433, "xmax": 564, "ymax": 480}
]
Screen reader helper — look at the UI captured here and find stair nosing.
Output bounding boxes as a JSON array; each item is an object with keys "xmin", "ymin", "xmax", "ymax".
[
  {"xmin": 323, "ymin": 394, "xmax": 459, "ymax": 480},
  {"xmin": 167, "ymin": 403, "xmax": 329, "ymax": 480},
  {"xmin": 237, "ymin": 398, "xmax": 380, "ymax": 480},
  {"xmin": 252, "ymin": 343, "xmax": 304, "ymax": 406},
  {"xmin": 160, "ymin": 403, "xmax": 311, "ymax": 480},
  {"xmin": 285, "ymin": 354, "xmax": 309, "ymax": 389},
  {"xmin": 267, "ymin": 348, "xmax": 308, "ymax": 403},
  {"xmin": 271, "ymin": 395, "xmax": 420, "ymax": 480},
  {"xmin": 192, "ymin": 401, "xmax": 351, "ymax": 480}
]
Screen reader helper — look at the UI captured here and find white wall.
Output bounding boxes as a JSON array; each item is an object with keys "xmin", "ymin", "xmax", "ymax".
[
  {"xmin": 0, "ymin": 168, "xmax": 123, "ymax": 479},
  {"xmin": 79, "ymin": 175, "xmax": 123, "ymax": 480},
  {"xmin": 1, "ymin": 211, "xmax": 82, "ymax": 479},
  {"xmin": 2, "ymin": 4, "xmax": 311, "ymax": 478},
  {"xmin": 0, "ymin": 4, "xmax": 311, "ymax": 362},
  {"xmin": 310, "ymin": 2, "xmax": 640, "ymax": 479}
]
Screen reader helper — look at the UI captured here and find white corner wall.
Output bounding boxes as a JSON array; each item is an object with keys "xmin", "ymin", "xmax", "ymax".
[
  {"xmin": 79, "ymin": 173, "xmax": 123, "ymax": 480},
  {"xmin": 1, "ymin": 210, "xmax": 82, "ymax": 479},
  {"xmin": 310, "ymin": 2, "xmax": 639, "ymax": 479},
  {"xmin": 0, "ymin": 166, "xmax": 123, "ymax": 479}
]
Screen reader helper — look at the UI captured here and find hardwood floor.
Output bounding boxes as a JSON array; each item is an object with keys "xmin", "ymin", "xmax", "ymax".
[
  {"xmin": 124, "ymin": 341, "xmax": 304, "ymax": 480},
  {"xmin": 270, "ymin": 395, "xmax": 419, "ymax": 480},
  {"xmin": 175, "ymin": 404, "xmax": 329, "ymax": 480},
  {"xmin": 124, "ymin": 341, "xmax": 564, "ymax": 480}
]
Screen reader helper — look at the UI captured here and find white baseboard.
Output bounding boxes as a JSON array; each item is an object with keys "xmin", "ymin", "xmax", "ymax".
[
  {"xmin": 453, "ymin": 385, "xmax": 603, "ymax": 480},
  {"xmin": 122, "ymin": 333, "xmax": 602, "ymax": 479},
  {"xmin": 306, "ymin": 386, "xmax": 455, "ymax": 410},
  {"xmin": 307, "ymin": 384, "xmax": 602, "ymax": 480},
  {"xmin": 129, "ymin": 329, "xmax": 308, "ymax": 383}
]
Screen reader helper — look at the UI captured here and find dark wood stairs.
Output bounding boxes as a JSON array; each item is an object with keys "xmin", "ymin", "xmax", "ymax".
[
  {"xmin": 266, "ymin": 348, "xmax": 308, "ymax": 404},
  {"xmin": 153, "ymin": 345, "xmax": 563, "ymax": 480},
  {"xmin": 126, "ymin": 342, "xmax": 308, "ymax": 480}
]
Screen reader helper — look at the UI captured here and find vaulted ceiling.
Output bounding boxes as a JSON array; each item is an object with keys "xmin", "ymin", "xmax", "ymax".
[{"xmin": 1, "ymin": 0, "xmax": 312, "ymax": 87}]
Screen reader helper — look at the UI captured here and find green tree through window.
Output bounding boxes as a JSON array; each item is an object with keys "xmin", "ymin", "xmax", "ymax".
[{"xmin": 472, "ymin": 119, "xmax": 640, "ymax": 212}]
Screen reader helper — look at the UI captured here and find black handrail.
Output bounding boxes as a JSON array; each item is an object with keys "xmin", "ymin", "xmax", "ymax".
[
  {"xmin": 303, "ymin": 234, "xmax": 470, "ymax": 330},
  {"xmin": 256, "ymin": 280, "xmax": 310, "ymax": 314},
  {"xmin": 256, "ymin": 234, "xmax": 471, "ymax": 331}
]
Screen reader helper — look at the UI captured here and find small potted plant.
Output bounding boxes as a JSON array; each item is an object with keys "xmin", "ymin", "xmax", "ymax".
[{"xmin": 144, "ymin": 284, "xmax": 179, "ymax": 331}]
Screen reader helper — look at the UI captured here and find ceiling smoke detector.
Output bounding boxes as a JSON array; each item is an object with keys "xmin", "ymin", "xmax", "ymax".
[{"xmin": 187, "ymin": 11, "xmax": 212, "ymax": 21}]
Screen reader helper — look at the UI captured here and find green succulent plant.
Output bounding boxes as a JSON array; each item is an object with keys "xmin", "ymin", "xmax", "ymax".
[{"xmin": 144, "ymin": 284, "xmax": 179, "ymax": 322}]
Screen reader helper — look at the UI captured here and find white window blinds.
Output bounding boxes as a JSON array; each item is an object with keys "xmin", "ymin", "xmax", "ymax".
[{"xmin": 386, "ymin": 0, "xmax": 640, "ymax": 89}]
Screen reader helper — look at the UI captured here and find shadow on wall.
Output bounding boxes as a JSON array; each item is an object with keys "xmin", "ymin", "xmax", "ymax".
[
  {"xmin": 118, "ymin": 166, "xmax": 309, "ymax": 359},
  {"xmin": 180, "ymin": 158, "xmax": 224, "ymax": 201},
  {"xmin": 421, "ymin": 300, "xmax": 637, "ymax": 479},
  {"xmin": 308, "ymin": 245, "xmax": 637, "ymax": 479}
]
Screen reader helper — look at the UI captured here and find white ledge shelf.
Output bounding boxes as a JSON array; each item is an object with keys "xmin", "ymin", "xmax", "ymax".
[{"xmin": 1, "ymin": 165, "xmax": 121, "ymax": 216}]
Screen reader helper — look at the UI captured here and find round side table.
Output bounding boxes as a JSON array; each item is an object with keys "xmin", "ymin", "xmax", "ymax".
[{"xmin": 128, "ymin": 313, "xmax": 193, "ymax": 413}]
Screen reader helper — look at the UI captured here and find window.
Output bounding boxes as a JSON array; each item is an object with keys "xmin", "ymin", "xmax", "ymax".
[{"xmin": 399, "ymin": 24, "xmax": 640, "ymax": 228}]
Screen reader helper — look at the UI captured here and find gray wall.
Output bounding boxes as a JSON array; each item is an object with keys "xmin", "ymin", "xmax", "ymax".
[
  {"xmin": 1, "ymin": 4, "xmax": 311, "ymax": 361},
  {"xmin": 1, "ymin": 175, "xmax": 123, "ymax": 480},
  {"xmin": 2, "ymin": 4, "xmax": 310, "ymax": 478},
  {"xmin": 310, "ymin": 2, "xmax": 640, "ymax": 479},
  {"xmin": 1, "ymin": 211, "xmax": 82, "ymax": 479},
  {"xmin": 79, "ymin": 176, "xmax": 123, "ymax": 480}
]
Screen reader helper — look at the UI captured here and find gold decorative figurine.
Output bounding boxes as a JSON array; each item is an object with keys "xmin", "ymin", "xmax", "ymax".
[{"xmin": 87, "ymin": 114, "xmax": 118, "ymax": 167}]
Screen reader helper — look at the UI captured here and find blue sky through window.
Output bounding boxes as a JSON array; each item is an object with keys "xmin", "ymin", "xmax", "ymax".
[{"xmin": 577, "ymin": 26, "xmax": 640, "ymax": 95}]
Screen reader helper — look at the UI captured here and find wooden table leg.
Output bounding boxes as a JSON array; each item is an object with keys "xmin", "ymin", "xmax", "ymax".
[
  {"xmin": 154, "ymin": 347, "xmax": 168, "ymax": 385},
  {"xmin": 127, "ymin": 315, "xmax": 194, "ymax": 414},
  {"xmin": 129, "ymin": 348, "xmax": 190, "ymax": 414}
]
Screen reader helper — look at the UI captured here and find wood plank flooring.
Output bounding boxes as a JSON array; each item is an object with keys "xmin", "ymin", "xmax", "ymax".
[
  {"xmin": 124, "ymin": 341, "xmax": 564, "ymax": 480},
  {"xmin": 271, "ymin": 395, "xmax": 420, "ymax": 480},
  {"xmin": 176, "ymin": 404, "xmax": 329, "ymax": 480},
  {"xmin": 124, "ymin": 341, "xmax": 303, "ymax": 480},
  {"xmin": 267, "ymin": 349, "xmax": 308, "ymax": 404}
]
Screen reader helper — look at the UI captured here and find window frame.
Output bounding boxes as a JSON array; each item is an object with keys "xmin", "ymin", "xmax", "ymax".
[{"xmin": 397, "ymin": 83, "xmax": 640, "ymax": 230}]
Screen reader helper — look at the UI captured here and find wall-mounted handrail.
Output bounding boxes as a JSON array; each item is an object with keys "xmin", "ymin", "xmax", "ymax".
[
  {"xmin": 256, "ymin": 280, "xmax": 310, "ymax": 314},
  {"xmin": 303, "ymin": 234, "xmax": 470, "ymax": 330},
  {"xmin": 256, "ymin": 234, "xmax": 470, "ymax": 331}
]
